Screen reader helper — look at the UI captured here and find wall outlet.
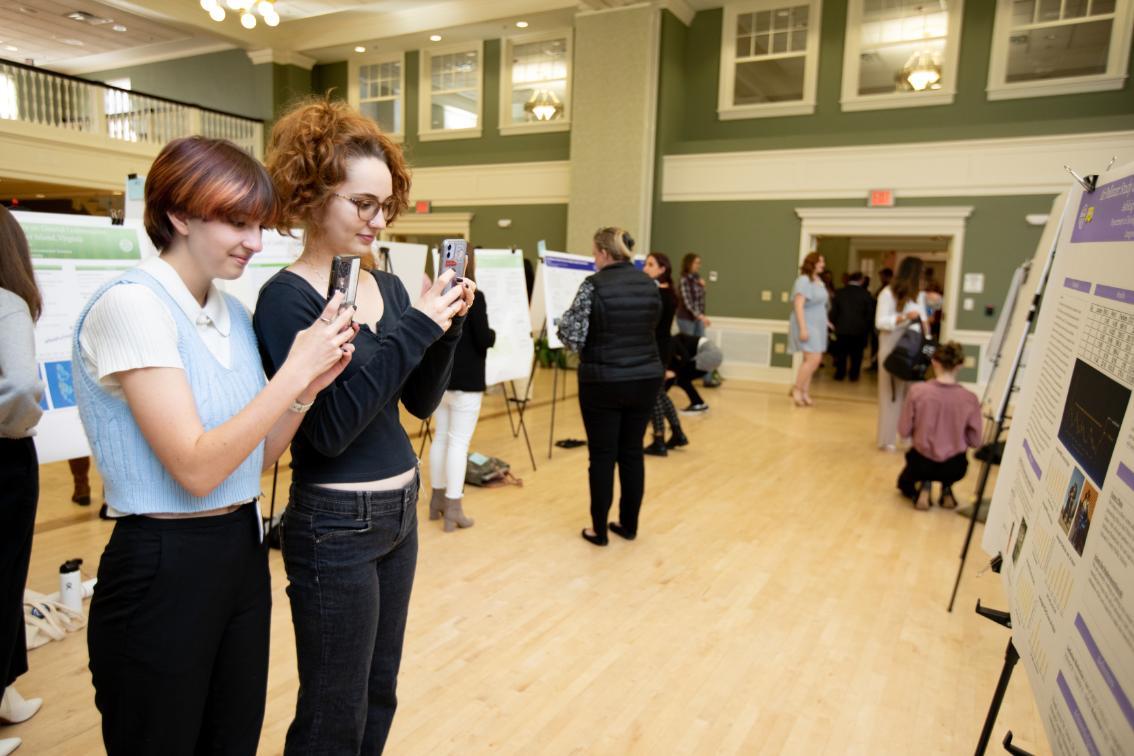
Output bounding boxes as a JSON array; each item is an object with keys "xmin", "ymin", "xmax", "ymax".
[
  {"xmin": 964, "ymin": 356, "xmax": 976, "ymax": 368},
  {"xmin": 774, "ymin": 342, "xmax": 786, "ymax": 354},
  {"xmin": 780, "ymin": 291, "xmax": 789, "ymax": 303},
  {"xmin": 708, "ymin": 270, "xmax": 718, "ymax": 282},
  {"xmin": 963, "ymin": 297, "xmax": 974, "ymax": 311},
  {"xmin": 761, "ymin": 290, "xmax": 772, "ymax": 301}
]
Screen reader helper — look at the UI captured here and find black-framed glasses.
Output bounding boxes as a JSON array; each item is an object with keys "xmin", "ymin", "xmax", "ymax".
[{"xmin": 332, "ymin": 192, "xmax": 396, "ymax": 223}]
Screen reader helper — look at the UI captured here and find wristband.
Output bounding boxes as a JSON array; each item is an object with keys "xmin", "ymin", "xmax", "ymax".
[{"xmin": 289, "ymin": 398, "xmax": 315, "ymax": 414}]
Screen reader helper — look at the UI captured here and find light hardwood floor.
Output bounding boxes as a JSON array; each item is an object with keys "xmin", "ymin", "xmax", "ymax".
[{"xmin": 9, "ymin": 370, "xmax": 1049, "ymax": 755}]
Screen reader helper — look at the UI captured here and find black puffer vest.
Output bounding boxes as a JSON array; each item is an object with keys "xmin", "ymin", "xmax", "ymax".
[{"xmin": 579, "ymin": 261, "xmax": 663, "ymax": 384}]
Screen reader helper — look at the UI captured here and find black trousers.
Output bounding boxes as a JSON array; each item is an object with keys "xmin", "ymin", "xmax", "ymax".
[
  {"xmin": 832, "ymin": 333, "xmax": 868, "ymax": 380},
  {"xmin": 578, "ymin": 377, "xmax": 662, "ymax": 538},
  {"xmin": 897, "ymin": 449, "xmax": 969, "ymax": 498},
  {"xmin": 670, "ymin": 366, "xmax": 705, "ymax": 407},
  {"xmin": 0, "ymin": 437, "xmax": 37, "ymax": 695},
  {"xmin": 88, "ymin": 505, "xmax": 270, "ymax": 756}
]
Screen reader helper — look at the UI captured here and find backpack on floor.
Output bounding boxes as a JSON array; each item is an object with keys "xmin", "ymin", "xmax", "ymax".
[{"xmin": 465, "ymin": 452, "xmax": 523, "ymax": 488}]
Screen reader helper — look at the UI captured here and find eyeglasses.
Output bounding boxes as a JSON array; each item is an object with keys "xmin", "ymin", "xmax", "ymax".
[{"xmin": 332, "ymin": 193, "xmax": 397, "ymax": 223}]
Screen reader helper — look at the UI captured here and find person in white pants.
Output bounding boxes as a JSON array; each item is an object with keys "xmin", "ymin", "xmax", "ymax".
[
  {"xmin": 428, "ymin": 258, "xmax": 495, "ymax": 531},
  {"xmin": 875, "ymin": 257, "xmax": 928, "ymax": 451}
]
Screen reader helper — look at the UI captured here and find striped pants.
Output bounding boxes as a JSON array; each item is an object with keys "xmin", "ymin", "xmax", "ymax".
[{"xmin": 650, "ymin": 386, "xmax": 681, "ymax": 438}]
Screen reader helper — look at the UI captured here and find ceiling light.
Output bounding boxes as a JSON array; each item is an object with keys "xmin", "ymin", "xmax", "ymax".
[
  {"xmin": 430, "ymin": 34, "xmax": 442, "ymax": 42},
  {"xmin": 201, "ymin": 0, "xmax": 217, "ymax": 9},
  {"xmin": 209, "ymin": 5, "xmax": 225, "ymax": 21},
  {"xmin": 264, "ymin": 11, "xmax": 279, "ymax": 26},
  {"xmin": 257, "ymin": 0, "xmax": 272, "ymax": 12},
  {"xmin": 60, "ymin": 38, "xmax": 85, "ymax": 46},
  {"xmin": 112, "ymin": 24, "xmax": 127, "ymax": 32},
  {"xmin": 524, "ymin": 88, "xmax": 563, "ymax": 122},
  {"xmin": 227, "ymin": 0, "xmax": 243, "ymax": 9},
  {"xmin": 354, "ymin": 45, "xmax": 366, "ymax": 52},
  {"xmin": 240, "ymin": 11, "xmax": 256, "ymax": 28},
  {"xmin": 35, "ymin": 194, "xmax": 45, "ymax": 199},
  {"xmin": 902, "ymin": 50, "xmax": 941, "ymax": 91},
  {"xmin": 515, "ymin": 21, "xmax": 529, "ymax": 28},
  {"xmin": 4, "ymin": 45, "xmax": 18, "ymax": 52}
]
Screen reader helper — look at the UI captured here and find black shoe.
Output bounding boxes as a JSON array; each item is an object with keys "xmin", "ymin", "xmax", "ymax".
[
  {"xmin": 681, "ymin": 403, "xmax": 709, "ymax": 413},
  {"xmin": 833, "ymin": 374, "xmax": 846, "ymax": 381},
  {"xmin": 581, "ymin": 528, "xmax": 608, "ymax": 546},
  {"xmin": 98, "ymin": 504, "xmax": 111, "ymax": 520},
  {"xmin": 644, "ymin": 438, "xmax": 668, "ymax": 456},
  {"xmin": 666, "ymin": 430, "xmax": 689, "ymax": 449},
  {"xmin": 609, "ymin": 522, "xmax": 636, "ymax": 541}
]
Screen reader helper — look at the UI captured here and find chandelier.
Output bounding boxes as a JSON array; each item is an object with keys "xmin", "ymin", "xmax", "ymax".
[
  {"xmin": 901, "ymin": 51, "xmax": 941, "ymax": 91},
  {"xmin": 200, "ymin": 0, "xmax": 280, "ymax": 28},
  {"xmin": 523, "ymin": 89, "xmax": 563, "ymax": 122}
]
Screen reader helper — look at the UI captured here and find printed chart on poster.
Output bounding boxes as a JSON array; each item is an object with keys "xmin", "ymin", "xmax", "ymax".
[
  {"xmin": 15, "ymin": 212, "xmax": 149, "ymax": 464},
  {"xmin": 982, "ymin": 164, "xmax": 1134, "ymax": 756},
  {"xmin": 473, "ymin": 249, "xmax": 534, "ymax": 385},
  {"xmin": 537, "ymin": 251, "xmax": 594, "ymax": 349}
]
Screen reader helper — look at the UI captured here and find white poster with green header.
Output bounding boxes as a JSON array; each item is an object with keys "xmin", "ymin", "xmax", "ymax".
[
  {"xmin": 475, "ymin": 248, "xmax": 534, "ymax": 386},
  {"xmin": 14, "ymin": 212, "xmax": 151, "ymax": 464}
]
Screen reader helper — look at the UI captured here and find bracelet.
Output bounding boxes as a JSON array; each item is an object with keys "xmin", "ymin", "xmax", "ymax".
[{"xmin": 289, "ymin": 398, "xmax": 315, "ymax": 414}]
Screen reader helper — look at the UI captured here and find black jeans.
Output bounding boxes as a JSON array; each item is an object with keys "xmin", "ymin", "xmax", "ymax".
[
  {"xmin": 670, "ymin": 366, "xmax": 705, "ymax": 407},
  {"xmin": 282, "ymin": 474, "xmax": 419, "ymax": 756},
  {"xmin": 88, "ymin": 504, "xmax": 270, "ymax": 756},
  {"xmin": 579, "ymin": 377, "xmax": 663, "ymax": 538},
  {"xmin": 832, "ymin": 333, "xmax": 868, "ymax": 380},
  {"xmin": 897, "ymin": 449, "xmax": 969, "ymax": 498},
  {"xmin": 0, "ymin": 437, "xmax": 37, "ymax": 696}
]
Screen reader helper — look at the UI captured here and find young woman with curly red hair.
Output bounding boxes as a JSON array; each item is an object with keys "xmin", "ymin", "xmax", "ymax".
[{"xmin": 253, "ymin": 97, "xmax": 473, "ymax": 755}]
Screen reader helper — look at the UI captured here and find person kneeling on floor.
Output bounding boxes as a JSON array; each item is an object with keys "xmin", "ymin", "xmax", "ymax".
[{"xmin": 896, "ymin": 341, "xmax": 982, "ymax": 510}]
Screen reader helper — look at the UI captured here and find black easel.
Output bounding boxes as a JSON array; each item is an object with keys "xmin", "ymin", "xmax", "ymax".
[
  {"xmin": 971, "ymin": 597, "xmax": 1033, "ymax": 756},
  {"xmin": 947, "ymin": 186, "xmax": 1078, "ymax": 611},
  {"xmin": 502, "ymin": 378, "xmax": 537, "ymax": 470},
  {"xmin": 417, "ymin": 417, "xmax": 432, "ymax": 457}
]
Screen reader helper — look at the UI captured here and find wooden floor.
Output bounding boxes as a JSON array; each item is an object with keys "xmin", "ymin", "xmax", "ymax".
[{"xmin": 10, "ymin": 368, "xmax": 1050, "ymax": 755}]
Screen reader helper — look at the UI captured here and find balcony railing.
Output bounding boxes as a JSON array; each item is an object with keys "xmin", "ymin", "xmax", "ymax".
[{"xmin": 0, "ymin": 59, "xmax": 263, "ymax": 158}]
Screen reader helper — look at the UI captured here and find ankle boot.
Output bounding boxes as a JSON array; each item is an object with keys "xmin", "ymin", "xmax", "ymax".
[
  {"xmin": 0, "ymin": 687, "xmax": 42, "ymax": 725},
  {"xmin": 666, "ymin": 429, "xmax": 689, "ymax": 449},
  {"xmin": 428, "ymin": 488, "xmax": 446, "ymax": 521},
  {"xmin": 443, "ymin": 497, "xmax": 474, "ymax": 532},
  {"xmin": 644, "ymin": 437, "xmax": 668, "ymax": 457},
  {"xmin": 0, "ymin": 737, "xmax": 21, "ymax": 756}
]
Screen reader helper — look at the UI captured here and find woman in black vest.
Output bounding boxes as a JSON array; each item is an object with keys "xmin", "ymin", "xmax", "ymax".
[{"xmin": 558, "ymin": 228, "xmax": 663, "ymax": 546}]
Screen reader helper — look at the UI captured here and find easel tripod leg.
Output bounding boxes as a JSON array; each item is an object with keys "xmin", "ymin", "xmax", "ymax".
[{"xmin": 975, "ymin": 638, "xmax": 1019, "ymax": 756}]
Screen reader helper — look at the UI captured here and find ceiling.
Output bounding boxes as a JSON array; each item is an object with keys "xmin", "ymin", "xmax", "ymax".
[{"xmin": 0, "ymin": 0, "xmax": 719, "ymax": 73}]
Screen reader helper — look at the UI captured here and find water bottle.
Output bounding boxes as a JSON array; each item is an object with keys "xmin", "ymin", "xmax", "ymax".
[{"xmin": 59, "ymin": 558, "xmax": 83, "ymax": 611}]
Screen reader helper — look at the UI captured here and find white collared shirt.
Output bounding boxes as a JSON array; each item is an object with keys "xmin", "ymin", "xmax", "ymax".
[{"xmin": 79, "ymin": 256, "xmax": 234, "ymax": 400}]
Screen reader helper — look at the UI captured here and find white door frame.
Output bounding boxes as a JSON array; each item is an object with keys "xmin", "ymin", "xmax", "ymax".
[{"xmin": 794, "ymin": 206, "xmax": 973, "ymax": 368}]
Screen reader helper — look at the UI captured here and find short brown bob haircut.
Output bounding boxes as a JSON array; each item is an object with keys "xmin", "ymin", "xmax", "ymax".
[
  {"xmin": 266, "ymin": 96, "xmax": 411, "ymax": 235},
  {"xmin": 144, "ymin": 136, "xmax": 279, "ymax": 251}
]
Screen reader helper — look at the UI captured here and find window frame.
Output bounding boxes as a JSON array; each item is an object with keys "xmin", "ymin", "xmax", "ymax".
[
  {"xmin": 839, "ymin": 0, "xmax": 965, "ymax": 112},
  {"xmin": 499, "ymin": 29, "xmax": 573, "ymax": 136},
  {"xmin": 348, "ymin": 51, "xmax": 406, "ymax": 143},
  {"xmin": 418, "ymin": 40, "xmax": 484, "ymax": 142},
  {"xmin": 986, "ymin": 0, "xmax": 1134, "ymax": 100},
  {"xmin": 717, "ymin": 0, "xmax": 824, "ymax": 120}
]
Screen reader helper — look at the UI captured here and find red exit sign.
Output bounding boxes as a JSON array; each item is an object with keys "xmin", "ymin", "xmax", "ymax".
[
  {"xmin": 415, "ymin": 200, "xmax": 432, "ymax": 214},
  {"xmin": 869, "ymin": 189, "xmax": 894, "ymax": 207}
]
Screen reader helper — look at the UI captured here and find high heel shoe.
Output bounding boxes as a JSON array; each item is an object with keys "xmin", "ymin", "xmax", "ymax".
[
  {"xmin": 580, "ymin": 528, "xmax": 608, "ymax": 546},
  {"xmin": 0, "ymin": 687, "xmax": 42, "ymax": 725},
  {"xmin": 443, "ymin": 497, "xmax": 474, "ymax": 532}
]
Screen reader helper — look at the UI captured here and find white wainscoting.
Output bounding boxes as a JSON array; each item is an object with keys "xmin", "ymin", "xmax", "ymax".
[
  {"xmin": 410, "ymin": 160, "xmax": 570, "ymax": 207},
  {"xmin": 704, "ymin": 317, "xmax": 793, "ymax": 383},
  {"xmin": 662, "ymin": 130, "xmax": 1134, "ymax": 202}
]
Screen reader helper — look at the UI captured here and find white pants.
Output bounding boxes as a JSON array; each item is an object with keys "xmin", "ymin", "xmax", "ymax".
[{"xmin": 429, "ymin": 390, "xmax": 484, "ymax": 499}]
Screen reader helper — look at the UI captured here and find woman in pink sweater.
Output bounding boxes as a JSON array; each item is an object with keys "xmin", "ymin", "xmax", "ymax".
[{"xmin": 896, "ymin": 341, "xmax": 983, "ymax": 510}]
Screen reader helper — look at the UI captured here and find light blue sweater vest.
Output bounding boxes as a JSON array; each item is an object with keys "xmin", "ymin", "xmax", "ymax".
[{"xmin": 73, "ymin": 268, "xmax": 266, "ymax": 514}]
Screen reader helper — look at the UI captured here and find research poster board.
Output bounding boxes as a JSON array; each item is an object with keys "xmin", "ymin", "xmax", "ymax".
[
  {"xmin": 377, "ymin": 241, "xmax": 428, "ymax": 301},
  {"xmin": 15, "ymin": 212, "xmax": 149, "ymax": 464},
  {"xmin": 538, "ymin": 251, "xmax": 594, "ymax": 349},
  {"xmin": 474, "ymin": 249, "xmax": 534, "ymax": 385},
  {"xmin": 982, "ymin": 165, "xmax": 1134, "ymax": 755},
  {"xmin": 220, "ymin": 230, "xmax": 303, "ymax": 313}
]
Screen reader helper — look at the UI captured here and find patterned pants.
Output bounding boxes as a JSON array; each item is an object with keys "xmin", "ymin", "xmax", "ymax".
[{"xmin": 650, "ymin": 386, "xmax": 681, "ymax": 438}]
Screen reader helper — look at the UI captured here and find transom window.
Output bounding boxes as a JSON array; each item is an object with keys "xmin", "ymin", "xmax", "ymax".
[
  {"xmin": 840, "ymin": 0, "xmax": 965, "ymax": 111},
  {"xmin": 500, "ymin": 32, "xmax": 571, "ymax": 134},
  {"xmin": 348, "ymin": 53, "xmax": 404, "ymax": 140},
  {"xmin": 718, "ymin": 0, "xmax": 823, "ymax": 120},
  {"xmin": 419, "ymin": 44, "xmax": 483, "ymax": 140},
  {"xmin": 987, "ymin": 0, "xmax": 1133, "ymax": 98}
]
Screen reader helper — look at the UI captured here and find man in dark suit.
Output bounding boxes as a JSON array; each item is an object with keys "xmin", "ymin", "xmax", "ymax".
[{"xmin": 830, "ymin": 272, "xmax": 875, "ymax": 381}]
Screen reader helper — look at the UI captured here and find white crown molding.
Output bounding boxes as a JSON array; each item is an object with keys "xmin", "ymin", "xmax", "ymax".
[
  {"xmin": 50, "ymin": 42, "xmax": 235, "ymax": 76},
  {"xmin": 409, "ymin": 161, "xmax": 570, "ymax": 207},
  {"xmin": 246, "ymin": 48, "xmax": 316, "ymax": 70},
  {"xmin": 662, "ymin": 131, "xmax": 1134, "ymax": 202},
  {"xmin": 659, "ymin": 0, "xmax": 695, "ymax": 25}
]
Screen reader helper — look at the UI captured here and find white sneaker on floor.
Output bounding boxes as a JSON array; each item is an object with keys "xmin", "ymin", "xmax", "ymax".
[
  {"xmin": 879, "ymin": 444, "xmax": 896, "ymax": 452},
  {"xmin": 0, "ymin": 687, "xmax": 42, "ymax": 724},
  {"xmin": 681, "ymin": 403, "xmax": 709, "ymax": 413},
  {"xmin": 0, "ymin": 737, "xmax": 21, "ymax": 756}
]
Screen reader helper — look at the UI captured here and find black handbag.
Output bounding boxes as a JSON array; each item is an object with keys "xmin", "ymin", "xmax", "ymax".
[{"xmin": 884, "ymin": 325, "xmax": 936, "ymax": 383}]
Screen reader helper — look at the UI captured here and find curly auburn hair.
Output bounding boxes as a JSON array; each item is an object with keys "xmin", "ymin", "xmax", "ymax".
[
  {"xmin": 800, "ymin": 251, "xmax": 822, "ymax": 277},
  {"xmin": 266, "ymin": 96, "xmax": 411, "ymax": 236}
]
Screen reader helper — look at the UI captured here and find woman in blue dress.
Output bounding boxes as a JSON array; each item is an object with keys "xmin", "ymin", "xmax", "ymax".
[{"xmin": 788, "ymin": 252, "xmax": 830, "ymax": 407}]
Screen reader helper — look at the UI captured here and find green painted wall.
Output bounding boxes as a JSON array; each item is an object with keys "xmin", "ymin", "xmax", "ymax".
[
  {"xmin": 667, "ymin": 5, "xmax": 1134, "ymax": 154},
  {"xmin": 313, "ymin": 62, "xmax": 348, "ymax": 100},
  {"xmin": 87, "ymin": 50, "xmax": 269, "ymax": 120},
  {"xmin": 651, "ymin": 194, "xmax": 1051, "ymax": 329},
  {"xmin": 272, "ymin": 63, "xmax": 313, "ymax": 118},
  {"xmin": 401, "ymin": 41, "xmax": 570, "ymax": 167},
  {"xmin": 440, "ymin": 203, "xmax": 568, "ymax": 269},
  {"xmin": 816, "ymin": 235, "xmax": 850, "ymax": 283}
]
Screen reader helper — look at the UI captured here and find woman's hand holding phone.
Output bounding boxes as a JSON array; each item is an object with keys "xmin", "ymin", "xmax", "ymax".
[
  {"xmin": 284, "ymin": 291, "xmax": 358, "ymax": 401},
  {"xmin": 415, "ymin": 271, "xmax": 466, "ymax": 332}
]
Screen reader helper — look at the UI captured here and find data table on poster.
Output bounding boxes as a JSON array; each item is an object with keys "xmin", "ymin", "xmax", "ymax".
[{"xmin": 1082, "ymin": 301, "xmax": 1134, "ymax": 384}]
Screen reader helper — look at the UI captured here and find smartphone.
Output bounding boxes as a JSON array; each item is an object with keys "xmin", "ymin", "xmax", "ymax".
[
  {"xmin": 439, "ymin": 239, "xmax": 468, "ymax": 295},
  {"xmin": 326, "ymin": 255, "xmax": 362, "ymax": 311}
]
